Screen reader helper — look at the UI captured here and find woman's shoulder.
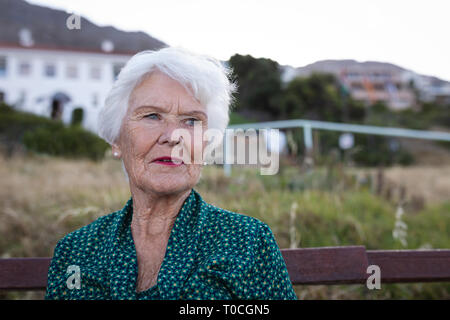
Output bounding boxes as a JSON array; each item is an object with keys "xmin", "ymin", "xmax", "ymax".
[
  {"xmin": 55, "ymin": 209, "xmax": 123, "ymax": 250},
  {"xmin": 201, "ymin": 201, "xmax": 273, "ymax": 238}
]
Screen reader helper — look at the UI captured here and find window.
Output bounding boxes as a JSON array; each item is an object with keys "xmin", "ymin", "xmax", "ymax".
[
  {"xmin": 112, "ymin": 63, "xmax": 124, "ymax": 80},
  {"xmin": 0, "ymin": 57, "xmax": 7, "ymax": 77},
  {"xmin": 347, "ymin": 72, "xmax": 360, "ymax": 79},
  {"xmin": 373, "ymin": 83, "xmax": 385, "ymax": 91},
  {"xmin": 351, "ymin": 82, "xmax": 364, "ymax": 90},
  {"xmin": 17, "ymin": 90, "xmax": 26, "ymax": 108},
  {"xmin": 44, "ymin": 63, "xmax": 56, "ymax": 77},
  {"xmin": 19, "ymin": 61, "xmax": 31, "ymax": 76},
  {"xmin": 90, "ymin": 66, "xmax": 101, "ymax": 80},
  {"xmin": 66, "ymin": 65, "xmax": 78, "ymax": 79},
  {"xmin": 92, "ymin": 93, "xmax": 99, "ymax": 107}
]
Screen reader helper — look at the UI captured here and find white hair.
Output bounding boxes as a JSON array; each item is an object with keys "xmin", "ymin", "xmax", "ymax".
[{"xmin": 97, "ymin": 46, "xmax": 237, "ymax": 146}]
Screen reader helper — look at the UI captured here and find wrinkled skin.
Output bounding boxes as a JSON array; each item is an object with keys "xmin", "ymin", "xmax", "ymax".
[
  {"xmin": 111, "ymin": 70, "xmax": 208, "ymax": 292},
  {"xmin": 112, "ymin": 70, "xmax": 208, "ymax": 197}
]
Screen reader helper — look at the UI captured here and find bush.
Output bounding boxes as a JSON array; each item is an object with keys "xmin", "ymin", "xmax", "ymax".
[
  {"xmin": 0, "ymin": 103, "xmax": 109, "ymax": 161},
  {"xmin": 71, "ymin": 107, "xmax": 84, "ymax": 126},
  {"xmin": 0, "ymin": 103, "xmax": 61, "ymax": 156},
  {"xmin": 23, "ymin": 124, "xmax": 109, "ymax": 161}
]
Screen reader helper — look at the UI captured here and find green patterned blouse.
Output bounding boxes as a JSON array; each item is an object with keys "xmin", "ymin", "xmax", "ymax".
[{"xmin": 45, "ymin": 188, "xmax": 297, "ymax": 300}]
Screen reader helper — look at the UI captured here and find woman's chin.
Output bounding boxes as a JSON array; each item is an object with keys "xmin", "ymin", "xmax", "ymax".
[{"xmin": 146, "ymin": 182, "xmax": 191, "ymax": 196}]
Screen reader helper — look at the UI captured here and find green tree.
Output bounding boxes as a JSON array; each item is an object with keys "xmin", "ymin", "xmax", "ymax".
[
  {"xmin": 228, "ymin": 54, "xmax": 283, "ymax": 117},
  {"xmin": 281, "ymin": 72, "xmax": 365, "ymax": 123},
  {"xmin": 283, "ymin": 73, "xmax": 340, "ymax": 121}
]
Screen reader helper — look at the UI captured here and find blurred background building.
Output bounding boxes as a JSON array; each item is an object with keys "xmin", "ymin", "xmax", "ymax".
[
  {"xmin": 0, "ymin": 0, "xmax": 166, "ymax": 132},
  {"xmin": 282, "ymin": 60, "xmax": 450, "ymax": 111}
]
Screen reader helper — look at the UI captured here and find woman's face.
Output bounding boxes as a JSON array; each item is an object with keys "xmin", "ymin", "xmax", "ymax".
[{"xmin": 112, "ymin": 70, "xmax": 208, "ymax": 196}]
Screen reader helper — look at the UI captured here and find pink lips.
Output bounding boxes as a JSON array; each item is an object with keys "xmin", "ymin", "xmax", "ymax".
[{"xmin": 152, "ymin": 156, "xmax": 184, "ymax": 166}]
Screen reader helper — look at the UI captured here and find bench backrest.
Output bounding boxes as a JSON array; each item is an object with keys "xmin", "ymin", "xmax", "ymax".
[{"xmin": 1, "ymin": 246, "xmax": 449, "ymax": 291}]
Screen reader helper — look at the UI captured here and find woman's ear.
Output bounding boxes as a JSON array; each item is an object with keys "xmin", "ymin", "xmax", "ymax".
[{"xmin": 111, "ymin": 143, "xmax": 122, "ymax": 159}]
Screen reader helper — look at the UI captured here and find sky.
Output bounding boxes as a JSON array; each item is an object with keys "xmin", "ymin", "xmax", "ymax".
[{"xmin": 27, "ymin": 0, "xmax": 450, "ymax": 81}]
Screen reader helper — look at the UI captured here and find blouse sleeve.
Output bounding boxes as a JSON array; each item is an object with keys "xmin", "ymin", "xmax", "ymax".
[
  {"xmin": 45, "ymin": 238, "xmax": 70, "ymax": 300},
  {"xmin": 252, "ymin": 222, "xmax": 298, "ymax": 300}
]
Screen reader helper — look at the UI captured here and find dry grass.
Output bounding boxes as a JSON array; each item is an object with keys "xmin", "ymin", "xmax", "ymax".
[
  {"xmin": 0, "ymin": 153, "xmax": 131, "ymax": 258},
  {"xmin": 382, "ymin": 166, "xmax": 450, "ymax": 204},
  {"xmin": 350, "ymin": 165, "xmax": 450, "ymax": 206},
  {"xmin": 0, "ymin": 153, "xmax": 448, "ymax": 299}
]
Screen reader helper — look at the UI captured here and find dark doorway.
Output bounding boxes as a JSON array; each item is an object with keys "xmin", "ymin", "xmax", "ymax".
[
  {"xmin": 51, "ymin": 99, "xmax": 62, "ymax": 119},
  {"xmin": 50, "ymin": 92, "xmax": 71, "ymax": 120}
]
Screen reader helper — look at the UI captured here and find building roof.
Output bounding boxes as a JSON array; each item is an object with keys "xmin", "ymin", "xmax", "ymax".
[{"xmin": 0, "ymin": 0, "xmax": 167, "ymax": 55}]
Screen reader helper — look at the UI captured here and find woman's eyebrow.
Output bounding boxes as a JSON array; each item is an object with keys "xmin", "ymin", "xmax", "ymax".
[
  {"xmin": 134, "ymin": 105, "xmax": 207, "ymax": 118},
  {"xmin": 182, "ymin": 110, "xmax": 207, "ymax": 118},
  {"xmin": 134, "ymin": 105, "xmax": 166, "ymax": 113}
]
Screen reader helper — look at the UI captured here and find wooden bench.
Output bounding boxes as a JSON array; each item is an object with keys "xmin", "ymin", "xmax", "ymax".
[{"xmin": 1, "ymin": 246, "xmax": 449, "ymax": 291}]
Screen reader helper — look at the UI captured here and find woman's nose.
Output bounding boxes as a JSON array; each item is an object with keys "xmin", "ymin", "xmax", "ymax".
[{"xmin": 158, "ymin": 123, "xmax": 183, "ymax": 146}]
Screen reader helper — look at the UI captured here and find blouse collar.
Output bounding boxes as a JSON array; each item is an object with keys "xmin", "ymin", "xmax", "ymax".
[{"xmin": 106, "ymin": 188, "xmax": 206, "ymax": 299}]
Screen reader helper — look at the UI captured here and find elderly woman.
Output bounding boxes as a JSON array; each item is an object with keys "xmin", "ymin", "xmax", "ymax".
[{"xmin": 45, "ymin": 47, "xmax": 297, "ymax": 300}]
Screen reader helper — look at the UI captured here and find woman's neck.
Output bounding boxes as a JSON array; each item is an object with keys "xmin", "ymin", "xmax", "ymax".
[{"xmin": 130, "ymin": 187, "xmax": 191, "ymax": 241}]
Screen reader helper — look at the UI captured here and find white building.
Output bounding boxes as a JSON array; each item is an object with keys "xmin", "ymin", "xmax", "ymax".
[
  {"xmin": 0, "ymin": 0, "xmax": 166, "ymax": 133},
  {"xmin": 0, "ymin": 45, "xmax": 133, "ymax": 132}
]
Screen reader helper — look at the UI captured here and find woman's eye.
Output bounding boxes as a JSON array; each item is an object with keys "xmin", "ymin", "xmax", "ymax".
[
  {"xmin": 145, "ymin": 113, "xmax": 159, "ymax": 120},
  {"xmin": 186, "ymin": 118, "xmax": 201, "ymax": 126}
]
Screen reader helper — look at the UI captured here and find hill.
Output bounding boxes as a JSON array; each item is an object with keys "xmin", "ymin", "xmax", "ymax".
[{"xmin": 0, "ymin": 0, "xmax": 167, "ymax": 54}]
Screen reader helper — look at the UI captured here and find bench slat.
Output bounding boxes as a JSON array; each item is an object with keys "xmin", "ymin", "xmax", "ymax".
[
  {"xmin": 281, "ymin": 246, "xmax": 369, "ymax": 285},
  {"xmin": 1, "ymin": 247, "xmax": 449, "ymax": 291},
  {"xmin": 0, "ymin": 258, "xmax": 51, "ymax": 290},
  {"xmin": 367, "ymin": 249, "xmax": 450, "ymax": 283}
]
